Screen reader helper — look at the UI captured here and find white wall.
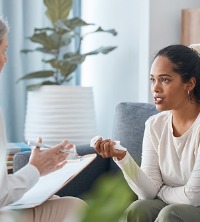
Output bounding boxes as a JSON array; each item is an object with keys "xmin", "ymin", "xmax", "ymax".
[{"xmin": 81, "ymin": 0, "xmax": 200, "ymax": 139}]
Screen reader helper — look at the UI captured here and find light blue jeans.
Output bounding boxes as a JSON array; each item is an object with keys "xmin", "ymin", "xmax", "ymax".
[{"xmin": 119, "ymin": 199, "xmax": 200, "ymax": 222}]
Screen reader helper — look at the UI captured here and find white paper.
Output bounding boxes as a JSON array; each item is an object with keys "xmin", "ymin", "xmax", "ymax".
[{"xmin": 4, "ymin": 155, "xmax": 95, "ymax": 210}]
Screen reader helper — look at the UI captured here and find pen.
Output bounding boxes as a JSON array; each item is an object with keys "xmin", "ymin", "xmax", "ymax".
[{"xmin": 27, "ymin": 141, "xmax": 75, "ymax": 154}]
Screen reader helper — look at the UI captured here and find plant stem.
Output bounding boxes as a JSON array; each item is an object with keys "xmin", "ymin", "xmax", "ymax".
[{"xmin": 54, "ymin": 28, "xmax": 63, "ymax": 84}]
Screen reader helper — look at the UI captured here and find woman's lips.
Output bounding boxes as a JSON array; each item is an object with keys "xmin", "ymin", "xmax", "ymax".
[{"xmin": 154, "ymin": 97, "xmax": 164, "ymax": 104}]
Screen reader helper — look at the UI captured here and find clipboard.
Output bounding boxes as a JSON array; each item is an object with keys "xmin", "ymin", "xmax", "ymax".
[{"xmin": 5, "ymin": 154, "xmax": 96, "ymax": 210}]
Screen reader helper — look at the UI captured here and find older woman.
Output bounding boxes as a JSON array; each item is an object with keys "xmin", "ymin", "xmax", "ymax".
[{"xmin": 0, "ymin": 17, "xmax": 86, "ymax": 222}]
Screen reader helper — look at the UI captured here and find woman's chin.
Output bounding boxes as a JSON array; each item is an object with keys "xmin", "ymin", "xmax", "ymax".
[{"xmin": 155, "ymin": 104, "xmax": 168, "ymax": 111}]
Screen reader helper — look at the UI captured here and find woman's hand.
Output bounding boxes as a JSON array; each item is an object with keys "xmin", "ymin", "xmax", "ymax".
[
  {"xmin": 29, "ymin": 137, "xmax": 74, "ymax": 176},
  {"xmin": 94, "ymin": 138, "xmax": 126, "ymax": 160}
]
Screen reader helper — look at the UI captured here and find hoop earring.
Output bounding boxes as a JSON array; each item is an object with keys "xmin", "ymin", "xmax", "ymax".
[{"xmin": 187, "ymin": 90, "xmax": 192, "ymax": 102}]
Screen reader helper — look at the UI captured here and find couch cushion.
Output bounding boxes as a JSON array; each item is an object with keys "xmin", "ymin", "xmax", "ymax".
[{"xmin": 111, "ymin": 102, "xmax": 158, "ymax": 170}]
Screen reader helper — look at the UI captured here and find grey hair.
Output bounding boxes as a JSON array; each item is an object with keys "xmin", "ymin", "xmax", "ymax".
[{"xmin": 0, "ymin": 17, "xmax": 9, "ymax": 45}]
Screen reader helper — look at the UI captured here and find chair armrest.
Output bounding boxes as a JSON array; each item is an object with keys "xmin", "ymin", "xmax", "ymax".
[
  {"xmin": 13, "ymin": 151, "xmax": 31, "ymax": 173},
  {"xmin": 76, "ymin": 144, "xmax": 95, "ymax": 155}
]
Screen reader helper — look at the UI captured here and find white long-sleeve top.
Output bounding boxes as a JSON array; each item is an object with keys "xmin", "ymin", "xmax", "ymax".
[
  {"xmin": 115, "ymin": 111, "xmax": 200, "ymax": 207},
  {"xmin": 0, "ymin": 111, "xmax": 40, "ymax": 208}
]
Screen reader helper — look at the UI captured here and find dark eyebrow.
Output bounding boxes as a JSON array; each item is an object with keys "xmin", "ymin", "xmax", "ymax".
[{"xmin": 150, "ymin": 74, "xmax": 172, "ymax": 77}]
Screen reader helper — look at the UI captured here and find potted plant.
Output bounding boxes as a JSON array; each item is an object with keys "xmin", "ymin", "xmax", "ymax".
[
  {"xmin": 17, "ymin": 0, "xmax": 117, "ymax": 89},
  {"xmin": 17, "ymin": 0, "xmax": 117, "ymax": 145}
]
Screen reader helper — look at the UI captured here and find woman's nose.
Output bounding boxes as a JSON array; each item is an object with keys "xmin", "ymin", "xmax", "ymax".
[{"xmin": 151, "ymin": 81, "xmax": 161, "ymax": 93}]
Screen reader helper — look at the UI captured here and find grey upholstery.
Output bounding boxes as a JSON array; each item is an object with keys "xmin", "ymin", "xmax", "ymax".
[
  {"xmin": 110, "ymin": 102, "xmax": 158, "ymax": 171},
  {"xmin": 13, "ymin": 102, "xmax": 158, "ymax": 197}
]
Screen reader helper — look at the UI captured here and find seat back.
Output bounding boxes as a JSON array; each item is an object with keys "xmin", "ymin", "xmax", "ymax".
[{"xmin": 110, "ymin": 102, "xmax": 158, "ymax": 171}]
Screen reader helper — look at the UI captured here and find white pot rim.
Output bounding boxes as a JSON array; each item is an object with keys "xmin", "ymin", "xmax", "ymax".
[{"xmin": 29, "ymin": 85, "xmax": 93, "ymax": 94}]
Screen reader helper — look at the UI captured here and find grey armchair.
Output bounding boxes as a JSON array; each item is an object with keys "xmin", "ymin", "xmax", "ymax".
[{"xmin": 13, "ymin": 102, "xmax": 158, "ymax": 197}]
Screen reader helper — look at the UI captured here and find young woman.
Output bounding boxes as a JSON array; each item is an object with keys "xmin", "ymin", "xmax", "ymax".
[
  {"xmin": 0, "ymin": 17, "xmax": 86, "ymax": 222},
  {"xmin": 94, "ymin": 44, "xmax": 200, "ymax": 221}
]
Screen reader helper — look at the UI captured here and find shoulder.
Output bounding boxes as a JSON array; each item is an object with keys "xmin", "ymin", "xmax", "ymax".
[{"xmin": 145, "ymin": 111, "xmax": 171, "ymax": 127}]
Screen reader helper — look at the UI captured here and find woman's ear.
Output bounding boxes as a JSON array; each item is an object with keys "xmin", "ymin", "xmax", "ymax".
[{"xmin": 186, "ymin": 77, "xmax": 196, "ymax": 91}]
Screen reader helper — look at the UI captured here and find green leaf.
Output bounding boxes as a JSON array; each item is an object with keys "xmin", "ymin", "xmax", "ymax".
[
  {"xmin": 63, "ymin": 46, "xmax": 117, "ymax": 64},
  {"xmin": 26, "ymin": 81, "xmax": 58, "ymax": 91},
  {"xmin": 44, "ymin": 0, "xmax": 72, "ymax": 25},
  {"xmin": 56, "ymin": 17, "xmax": 94, "ymax": 30},
  {"xmin": 63, "ymin": 52, "xmax": 85, "ymax": 64},
  {"xmin": 28, "ymin": 31, "xmax": 72, "ymax": 52},
  {"xmin": 29, "ymin": 32, "xmax": 60, "ymax": 50},
  {"xmin": 21, "ymin": 49, "xmax": 34, "ymax": 54},
  {"xmin": 59, "ymin": 61, "xmax": 77, "ymax": 77},
  {"xmin": 85, "ymin": 46, "xmax": 117, "ymax": 55},
  {"xmin": 34, "ymin": 27, "xmax": 55, "ymax": 32},
  {"xmin": 83, "ymin": 27, "xmax": 118, "ymax": 38},
  {"xmin": 35, "ymin": 47, "xmax": 57, "ymax": 55},
  {"xmin": 16, "ymin": 70, "xmax": 54, "ymax": 83},
  {"xmin": 44, "ymin": 59, "xmax": 77, "ymax": 78},
  {"xmin": 95, "ymin": 27, "xmax": 118, "ymax": 36}
]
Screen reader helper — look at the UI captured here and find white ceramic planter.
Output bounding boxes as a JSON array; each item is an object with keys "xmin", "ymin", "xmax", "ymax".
[{"xmin": 24, "ymin": 86, "xmax": 97, "ymax": 145}]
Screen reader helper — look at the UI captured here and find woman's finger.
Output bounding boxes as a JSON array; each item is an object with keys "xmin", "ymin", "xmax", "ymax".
[{"xmin": 103, "ymin": 142, "xmax": 112, "ymax": 157}]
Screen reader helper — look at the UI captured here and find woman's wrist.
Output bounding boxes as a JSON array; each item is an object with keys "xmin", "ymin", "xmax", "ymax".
[{"xmin": 116, "ymin": 151, "xmax": 127, "ymax": 160}]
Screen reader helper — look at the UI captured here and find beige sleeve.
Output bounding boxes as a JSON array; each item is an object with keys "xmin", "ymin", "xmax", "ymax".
[{"xmin": 0, "ymin": 164, "xmax": 39, "ymax": 207}]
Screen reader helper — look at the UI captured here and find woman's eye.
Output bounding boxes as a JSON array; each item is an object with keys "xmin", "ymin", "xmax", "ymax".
[
  {"xmin": 150, "ymin": 77, "xmax": 155, "ymax": 83},
  {"xmin": 161, "ymin": 78, "xmax": 169, "ymax": 83}
]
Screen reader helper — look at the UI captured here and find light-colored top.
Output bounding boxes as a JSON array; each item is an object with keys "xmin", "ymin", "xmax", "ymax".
[
  {"xmin": 0, "ymin": 111, "xmax": 40, "ymax": 208},
  {"xmin": 115, "ymin": 111, "xmax": 200, "ymax": 207}
]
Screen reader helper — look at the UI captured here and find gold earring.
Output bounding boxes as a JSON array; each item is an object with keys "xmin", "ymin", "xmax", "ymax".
[{"xmin": 188, "ymin": 90, "xmax": 190, "ymax": 96}]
